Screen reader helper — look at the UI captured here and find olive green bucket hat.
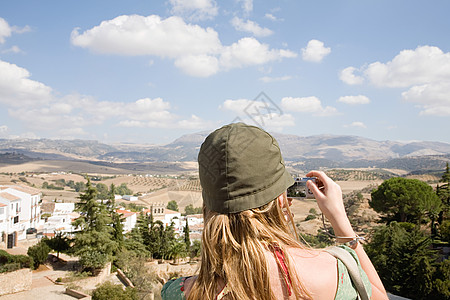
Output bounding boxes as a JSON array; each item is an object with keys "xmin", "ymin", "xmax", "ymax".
[{"xmin": 198, "ymin": 122, "xmax": 294, "ymax": 214}]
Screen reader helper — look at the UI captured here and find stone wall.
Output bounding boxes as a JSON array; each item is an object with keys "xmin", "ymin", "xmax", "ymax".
[
  {"xmin": 73, "ymin": 262, "xmax": 111, "ymax": 290},
  {"xmin": 0, "ymin": 268, "xmax": 32, "ymax": 296}
]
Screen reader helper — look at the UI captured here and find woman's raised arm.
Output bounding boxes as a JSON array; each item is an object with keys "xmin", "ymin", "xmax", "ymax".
[{"xmin": 306, "ymin": 170, "xmax": 389, "ymax": 300}]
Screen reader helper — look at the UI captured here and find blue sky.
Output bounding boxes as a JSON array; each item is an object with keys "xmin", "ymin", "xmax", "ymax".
[{"xmin": 1, "ymin": 0, "xmax": 450, "ymax": 145}]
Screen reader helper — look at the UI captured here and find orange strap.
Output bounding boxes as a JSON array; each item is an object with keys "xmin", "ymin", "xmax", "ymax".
[
  {"xmin": 214, "ymin": 243, "xmax": 293, "ymax": 299},
  {"xmin": 269, "ymin": 242, "xmax": 293, "ymax": 296}
]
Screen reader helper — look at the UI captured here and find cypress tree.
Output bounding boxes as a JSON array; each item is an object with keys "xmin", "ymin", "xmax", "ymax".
[{"xmin": 184, "ymin": 217, "xmax": 190, "ymax": 254}]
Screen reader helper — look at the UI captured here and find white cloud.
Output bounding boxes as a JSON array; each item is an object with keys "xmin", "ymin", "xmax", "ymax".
[
  {"xmin": 339, "ymin": 67, "xmax": 364, "ymax": 85},
  {"xmin": 11, "ymin": 25, "xmax": 31, "ymax": 34},
  {"xmin": 363, "ymin": 46, "xmax": 450, "ymax": 88},
  {"xmin": 0, "ymin": 18, "xmax": 12, "ymax": 44},
  {"xmin": 301, "ymin": 39, "xmax": 331, "ymax": 62},
  {"xmin": 264, "ymin": 13, "xmax": 282, "ymax": 21},
  {"xmin": 402, "ymin": 82, "xmax": 450, "ymax": 116},
  {"xmin": 0, "ymin": 59, "xmax": 211, "ymax": 134},
  {"xmin": 230, "ymin": 17, "xmax": 273, "ymax": 37},
  {"xmin": 265, "ymin": 14, "xmax": 276, "ymax": 21},
  {"xmin": 177, "ymin": 114, "xmax": 214, "ymax": 129},
  {"xmin": 169, "ymin": 0, "xmax": 218, "ymax": 21},
  {"xmin": 259, "ymin": 75, "xmax": 292, "ymax": 83},
  {"xmin": 344, "ymin": 121, "xmax": 367, "ymax": 129},
  {"xmin": 342, "ymin": 45, "xmax": 450, "ymax": 116},
  {"xmin": 220, "ymin": 98, "xmax": 294, "ymax": 130},
  {"xmin": 337, "ymin": 95, "xmax": 370, "ymax": 105},
  {"xmin": 0, "ymin": 125, "xmax": 8, "ymax": 133},
  {"xmin": 281, "ymin": 96, "xmax": 338, "ymax": 116},
  {"xmin": 0, "ymin": 18, "xmax": 31, "ymax": 44},
  {"xmin": 238, "ymin": 0, "xmax": 253, "ymax": 13},
  {"xmin": 71, "ymin": 15, "xmax": 296, "ymax": 77},
  {"xmin": 71, "ymin": 15, "xmax": 222, "ymax": 58},
  {"xmin": 0, "ymin": 60, "xmax": 53, "ymax": 107},
  {"xmin": 2, "ymin": 46, "xmax": 23, "ymax": 54},
  {"xmin": 174, "ymin": 54, "xmax": 219, "ymax": 77},
  {"xmin": 219, "ymin": 37, "xmax": 297, "ymax": 70}
]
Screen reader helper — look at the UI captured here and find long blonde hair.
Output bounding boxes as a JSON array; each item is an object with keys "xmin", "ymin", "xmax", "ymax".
[{"xmin": 187, "ymin": 196, "xmax": 311, "ymax": 300}]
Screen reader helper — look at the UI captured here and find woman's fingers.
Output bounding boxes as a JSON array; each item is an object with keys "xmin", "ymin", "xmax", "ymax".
[{"xmin": 306, "ymin": 179, "xmax": 324, "ymax": 200}]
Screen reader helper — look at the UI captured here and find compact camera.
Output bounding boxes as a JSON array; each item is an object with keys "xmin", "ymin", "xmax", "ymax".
[{"xmin": 287, "ymin": 177, "xmax": 317, "ymax": 199}]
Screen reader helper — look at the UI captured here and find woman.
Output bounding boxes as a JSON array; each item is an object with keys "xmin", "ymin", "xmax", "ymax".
[{"xmin": 162, "ymin": 123, "xmax": 388, "ymax": 300}]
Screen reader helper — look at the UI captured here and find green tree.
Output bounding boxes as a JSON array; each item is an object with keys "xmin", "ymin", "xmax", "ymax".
[
  {"xmin": 431, "ymin": 259, "xmax": 450, "ymax": 299},
  {"xmin": 184, "ymin": 204, "xmax": 202, "ymax": 215},
  {"xmin": 184, "ymin": 218, "xmax": 190, "ymax": 255},
  {"xmin": 44, "ymin": 232, "xmax": 70, "ymax": 259},
  {"xmin": 437, "ymin": 162, "xmax": 450, "ymax": 224},
  {"xmin": 190, "ymin": 240, "xmax": 202, "ymax": 258},
  {"xmin": 95, "ymin": 183, "xmax": 109, "ymax": 200},
  {"xmin": 92, "ymin": 281, "xmax": 137, "ymax": 300},
  {"xmin": 106, "ymin": 184, "xmax": 124, "ymax": 252},
  {"xmin": 370, "ymin": 177, "xmax": 441, "ymax": 224},
  {"xmin": 27, "ymin": 240, "xmax": 51, "ymax": 269},
  {"xmin": 365, "ymin": 222, "xmax": 441, "ymax": 299},
  {"xmin": 114, "ymin": 250, "xmax": 158, "ymax": 299},
  {"xmin": 167, "ymin": 238, "xmax": 187, "ymax": 263},
  {"xmin": 167, "ymin": 200, "xmax": 179, "ymax": 212},
  {"xmin": 440, "ymin": 220, "xmax": 450, "ymax": 243},
  {"xmin": 72, "ymin": 178, "xmax": 118, "ymax": 271},
  {"xmin": 116, "ymin": 183, "xmax": 133, "ymax": 196},
  {"xmin": 74, "ymin": 181, "xmax": 86, "ymax": 192}
]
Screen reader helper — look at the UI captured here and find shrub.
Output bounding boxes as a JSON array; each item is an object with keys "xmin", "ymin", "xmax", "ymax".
[
  {"xmin": 0, "ymin": 250, "xmax": 34, "ymax": 273},
  {"xmin": 440, "ymin": 220, "xmax": 450, "ymax": 243},
  {"xmin": 305, "ymin": 214, "xmax": 316, "ymax": 221},
  {"xmin": 0, "ymin": 262, "xmax": 21, "ymax": 273},
  {"xmin": 92, "ymin": 281, "xmax": 137, "ymax": 300},
  {"xmin": 27, "ymin": 240, "xmax": 51, "ymax": 269},
  {"xmin": 13, "ymin": 254, "xmax": 33, "ymax": 269}
]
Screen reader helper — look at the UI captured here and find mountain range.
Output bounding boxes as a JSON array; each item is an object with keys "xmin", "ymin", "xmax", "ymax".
[{"xmin": 1, "ymin": 132, "xmax": 450, "ymax": 172}]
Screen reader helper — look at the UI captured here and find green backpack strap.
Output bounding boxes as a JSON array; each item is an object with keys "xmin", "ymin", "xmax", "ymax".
[{"xmin": 325, "ymin": 246, "xmax": 370, "ymax": 300}]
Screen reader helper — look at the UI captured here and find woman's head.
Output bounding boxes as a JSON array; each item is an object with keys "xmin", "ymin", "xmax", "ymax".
[
  {"xmin": 189, "ymin": 123, "xmax": 308, "ymax": 300},
  {"xmin": 198, "ymin": 122, "xmax": 294, "ymax": 214}
]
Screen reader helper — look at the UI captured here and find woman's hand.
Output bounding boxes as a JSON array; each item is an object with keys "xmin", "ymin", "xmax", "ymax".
[
  {"xmin": 307, "ymin": 171, "xmax": 389, "ymax": 299},
  {"xmin": 305, "ymin": 170, "xmax": 355, "ymax": 238}
]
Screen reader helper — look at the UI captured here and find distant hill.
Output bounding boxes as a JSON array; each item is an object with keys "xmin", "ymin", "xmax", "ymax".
[
  {"xmin": 0, "ymin": 152, "xmax": 36, "ymax": 164},
  {"xmin": 1, "ymin": 132, "xmax": 450, "ymax": 173}
]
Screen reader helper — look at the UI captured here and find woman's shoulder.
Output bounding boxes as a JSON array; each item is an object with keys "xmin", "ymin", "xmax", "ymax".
[{"xmin": 286, "ymin": 247, "xmax": 338, "ymax": 298}]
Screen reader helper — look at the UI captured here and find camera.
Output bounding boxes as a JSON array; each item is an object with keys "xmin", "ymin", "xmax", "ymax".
[{"xmin": 287, "ymin": 177, "xmax": 317, "ymax": 199}]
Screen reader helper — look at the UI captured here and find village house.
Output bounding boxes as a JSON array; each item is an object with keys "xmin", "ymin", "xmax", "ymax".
[
  {"xmin": 116, "ymin": 209, "xmax": 137, "ymax": 233},
  {"xmin": 144, "ymin": 203, "xmax": 182, "ymax": 231},
  {"xmin": 0, "ymin": 185, "xmax": 41, "ymax": 248},
  {"xmin": 180, "ymin": 214, "xmax": 204, "ymax": 241},
  {"xmin": 40, "ymin": 202, "xmax": 79, "ymax": 237}
]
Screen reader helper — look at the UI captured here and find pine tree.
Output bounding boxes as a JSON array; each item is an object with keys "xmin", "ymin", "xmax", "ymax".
[
  {"xmin": 106, "ymin": 184, "xmax": 124, "ymax": 250},
  {"xmin": 72, "ymin": 177, "xmax": 118, "ymax": 271}
]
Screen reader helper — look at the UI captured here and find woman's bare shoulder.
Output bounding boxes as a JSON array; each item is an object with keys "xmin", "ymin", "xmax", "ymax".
[{"xmin": 287, "ymin": 247, "xmax": 338, "ymax": 299}]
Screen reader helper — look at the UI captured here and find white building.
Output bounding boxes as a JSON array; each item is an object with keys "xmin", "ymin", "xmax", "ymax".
[
  {"xmin": 0, "ymin": 203, "xmax": 7, "ymax": 239},
  {"xmin": 122, "ymin": 195, "xmax": 138, "ymax": 201},
  {"xmin": 53, "ymin": 203, "xmax": 75, "ymax": 215},
  {"xmin": 144, "ymin": 203, "xmax": 182, "ymax": 231},
  {"xmin": 116, "ymin": 209, "xmax": 137, "ymax": 233},
  {"xmin": 0, "ymin": 185, "xmax": 41, "ymax": 248},
  {"xmin": 41, "ymin": 202, "xmax": 78, "ymax": 237},
  {"xmin": 163, "ymin": 209, "xmax": 181, "ymax": 229}
]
